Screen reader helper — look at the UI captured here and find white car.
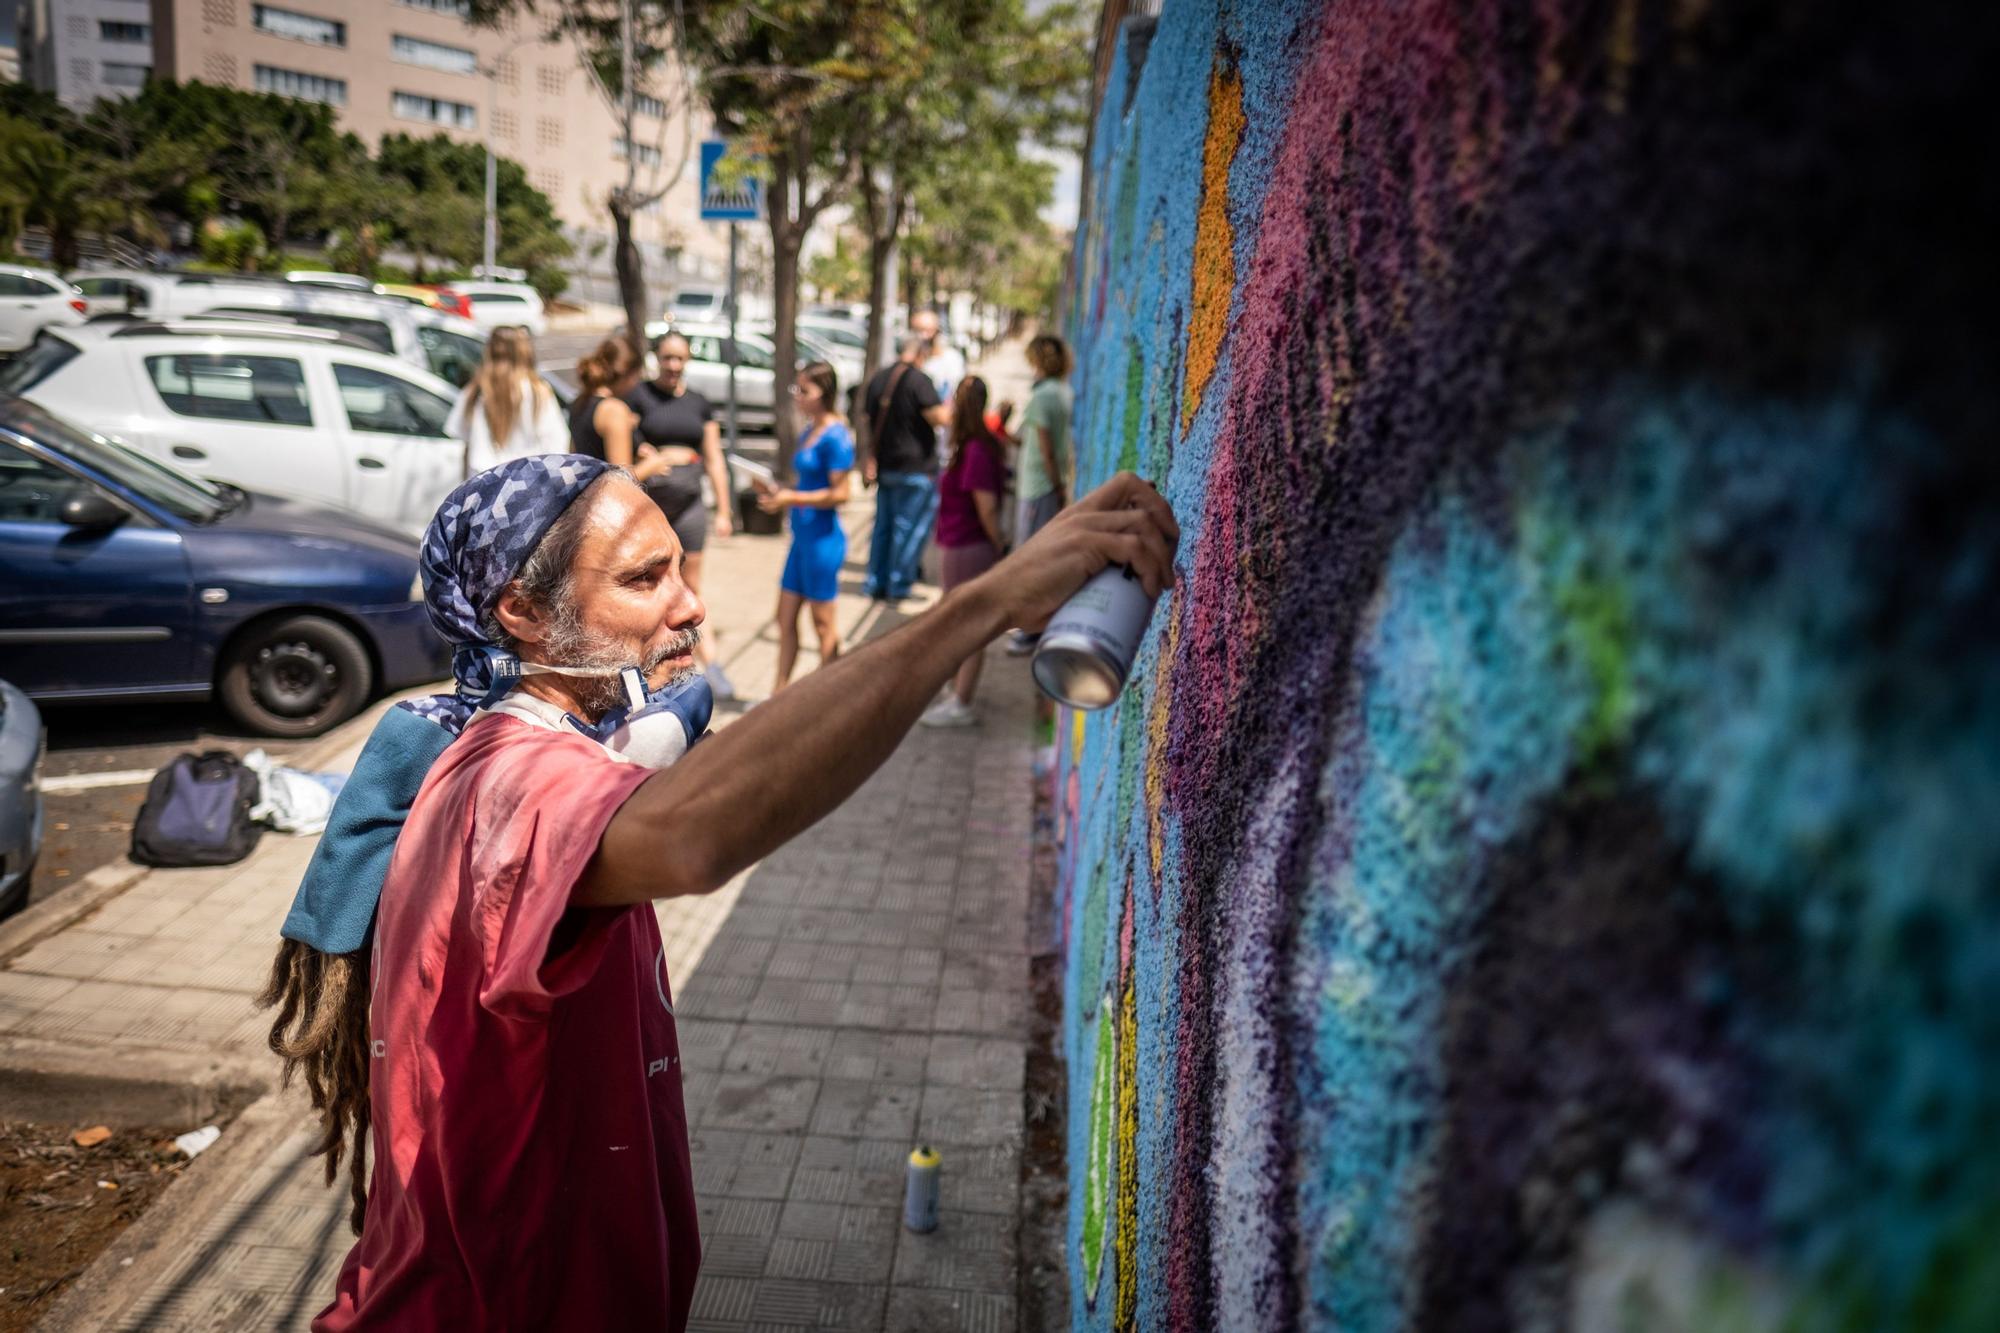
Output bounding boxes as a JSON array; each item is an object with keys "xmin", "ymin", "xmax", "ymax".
[
  {"xmin": 3, "ymin": 321, "xmax": 467, "ymax": 535},
  {"xmin": 70, "ymin": 271, "xmax": 489, "ymax": 386},
  {"xmin": 454, "ymin": 281, "xmax": 547, "ymax": 336},
  {"xmin": 0, "ymin": 264, "xmax": 85, "ymax": 353}
]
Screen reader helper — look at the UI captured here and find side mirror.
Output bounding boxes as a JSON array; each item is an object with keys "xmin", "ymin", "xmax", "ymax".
[{"xmin": 60, "ymin": 491, "xmax": 128, "ymax": 530}]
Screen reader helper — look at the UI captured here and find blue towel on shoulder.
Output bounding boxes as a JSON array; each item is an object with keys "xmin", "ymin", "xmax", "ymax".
[{"xmin": 281, "ymin": 707, "xmax": 453, "ymax": 955}]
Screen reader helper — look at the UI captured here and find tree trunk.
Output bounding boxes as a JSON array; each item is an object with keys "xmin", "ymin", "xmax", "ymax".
[
  {"xmin": 611, "ymin": 199, "xmax": 649, "ymax": 356},
  {"xmin": 771, "ymin": 232, "xmax": 802, "ymax": 463}
]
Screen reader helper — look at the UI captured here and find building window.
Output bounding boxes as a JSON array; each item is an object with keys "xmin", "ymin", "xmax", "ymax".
[
  {"xmin": 612, "ymin": 136, "xmax": 662, "ymax": 168},
  {"xmin": 100, "ymin": 61, "xmax": 151, "ymax": 88},
  {"xmin": 634, "ymin": 93, "xmax": 665, "ymax": 120},
  {"xmin": 392, "ymin": 35, "xmax": 477, "ymax": 77},
  {"xmin": 252, "ymin": 5, "xmax": 346, "ymax": 48},
  {"xmin": 395, "ymin": 0, "xmax": 470, "ymax": 14},
  {"xmin": 255, "ymin": 63, "xmax": 347, "ymax": 105},
  {"xmin": 99, "ymin": 20, "xmax": 151, "ymax": 43},
  {"xmin": 536, "ymin": 66, "xmax": 565, "ymax": 97},
  {"xmin": 393, "ymin": 91, "xmax": 477, "ymax": 130}
]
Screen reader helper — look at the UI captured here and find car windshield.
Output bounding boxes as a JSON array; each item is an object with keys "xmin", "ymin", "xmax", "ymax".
[
  {"xmin": 802, "ymin": 322, "xmax": 866, "ymax": 350},
  {"xmin": 2, "ymin": 398, "xmax": 230, "ymax": 523},
  {"xmin": 0, "ymin": 333, "xmax": 82, "ymax": 394}
]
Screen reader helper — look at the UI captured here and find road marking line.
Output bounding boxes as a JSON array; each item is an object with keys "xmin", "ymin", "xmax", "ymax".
[{"xmin": 41, "ymin": 770, "xmax": 157, "ymax": 794}]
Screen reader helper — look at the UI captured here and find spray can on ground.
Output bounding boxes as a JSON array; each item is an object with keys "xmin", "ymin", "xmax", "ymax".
[
  {"xmin": 903, "ymin": 1145, "xmax": 941, "ymax": 1233},
  {"xmin": 1031, "ymin": 564, "xmax": 1159, "ymax": 710}
]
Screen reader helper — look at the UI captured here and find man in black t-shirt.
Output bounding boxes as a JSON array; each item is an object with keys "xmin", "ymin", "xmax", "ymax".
[{"xmin": 861, "ymin": 336, "xmax": 952, "ymax": 600}]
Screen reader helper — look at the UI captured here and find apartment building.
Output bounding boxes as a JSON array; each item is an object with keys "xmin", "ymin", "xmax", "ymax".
[
  {"xmin": 146, "ymin": 0, "xmax": 727, "ymax": 283},
  {"xmin": 19, "ymin": 0, "xmax": 156, "ymax": 108}
]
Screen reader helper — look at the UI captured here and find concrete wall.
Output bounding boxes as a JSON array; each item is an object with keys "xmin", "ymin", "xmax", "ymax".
[{"xmin": 1056, "ymin": 2, "xmax": 1998, "ymax": 1330}]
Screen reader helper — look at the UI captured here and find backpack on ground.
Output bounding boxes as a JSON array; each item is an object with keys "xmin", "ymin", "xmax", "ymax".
[{"xmin": 130, "ymin": 751, "xmax": 264, "ymax": 867}]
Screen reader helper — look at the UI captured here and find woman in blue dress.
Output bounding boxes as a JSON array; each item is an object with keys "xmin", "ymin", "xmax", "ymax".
[{"xmin": 755, "ymin": 361, "xmax": 855, "ymax": 694}]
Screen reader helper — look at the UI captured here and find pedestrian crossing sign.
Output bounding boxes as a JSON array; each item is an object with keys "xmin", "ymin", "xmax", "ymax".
[{"xmin": 699, "ymin": 141, "xmax": 761, "ymax": 221}]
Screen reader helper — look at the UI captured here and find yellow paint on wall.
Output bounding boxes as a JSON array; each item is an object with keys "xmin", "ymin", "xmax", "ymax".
[
  {"xmin": 1113, "ymin": 969, "xmax": 1141, "ymax": 1333},
  {"xmin": 1072, "ymin": 708, "xmax": 1088, "ymax": 765},
  {"xmin": 1180, "ymin": 51, "xmax": 1247, "ymax": 433}
]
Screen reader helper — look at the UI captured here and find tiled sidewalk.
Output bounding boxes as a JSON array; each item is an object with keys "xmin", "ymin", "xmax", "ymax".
[{"xmin": 675, "ymin": 660, "xmax": 1035, "ymax": 1333}]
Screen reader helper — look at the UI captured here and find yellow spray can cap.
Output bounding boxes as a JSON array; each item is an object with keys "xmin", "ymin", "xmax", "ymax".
[{"xmin": 908, "ymin": 1145, "xmax": 940, "ymax": 1168}]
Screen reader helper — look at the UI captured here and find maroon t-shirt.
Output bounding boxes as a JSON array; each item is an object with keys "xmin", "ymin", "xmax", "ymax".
[
  {"xmin": 937, "ymin": 435, "xmax": 1005, "ymax": 549},
  {"xmin": 314, "ymin": 712, "xmax": 697, "ymax": 1332}
]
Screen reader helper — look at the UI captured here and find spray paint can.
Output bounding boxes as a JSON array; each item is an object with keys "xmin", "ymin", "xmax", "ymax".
[
  {"xmin": 903, "ymin": 1145, "xmax": 941, "ymax": 1233},
  {"xmin": 1031, "ymin": 564, "xmax": 1159, "ymax": 710}
]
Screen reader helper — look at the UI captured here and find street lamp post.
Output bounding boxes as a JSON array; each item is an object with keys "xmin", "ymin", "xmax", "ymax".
[{"xmin": 481, "ymin": 36, "xmax": 535, "ymax": 277}]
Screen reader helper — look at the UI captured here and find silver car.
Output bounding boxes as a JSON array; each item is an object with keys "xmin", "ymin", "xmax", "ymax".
[{"xmin": 0, "ymin": 678, "xmax": 45, "ymax": 920}]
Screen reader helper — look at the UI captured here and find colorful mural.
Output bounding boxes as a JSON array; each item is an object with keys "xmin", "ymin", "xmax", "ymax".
[{"xmin": 1057, "ymin": 2, "xmax": 1999, "ymax": 1330}]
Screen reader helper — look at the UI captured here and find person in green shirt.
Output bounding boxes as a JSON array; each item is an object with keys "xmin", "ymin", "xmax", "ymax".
[{"xmin": 1007, "ymin": 334, "xmax": 1075, "ymax": 654}]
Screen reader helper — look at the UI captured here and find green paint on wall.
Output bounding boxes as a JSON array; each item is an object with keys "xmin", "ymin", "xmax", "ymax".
[
  {"xmin": 1081, "ymin": 994, "xmax": 1117, "ymax": 1306},
  {"xmin": 1120, "ymin": 344, "xmax": 1145, "ymax": 475}
]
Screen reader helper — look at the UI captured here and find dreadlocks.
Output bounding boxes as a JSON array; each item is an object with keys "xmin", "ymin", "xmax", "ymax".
[{"xmin": 259, "ymin": 937, "xmax": 374, "ymax": 1232}]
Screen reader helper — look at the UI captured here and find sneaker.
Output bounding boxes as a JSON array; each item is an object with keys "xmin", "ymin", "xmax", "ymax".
[
  {"xmin": 1005, "ymin": 630, "xmax": 1039, "ymax": 657},
  {"xmin": 919, "ymin": 696, "xmax": 978, "ymax": 729},
  {"xmin": 705, "ymin": 662, "xmax": 737, "ymax": 701}
]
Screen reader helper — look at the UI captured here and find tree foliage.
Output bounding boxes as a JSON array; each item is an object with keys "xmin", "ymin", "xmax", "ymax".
[{"xmin": 0, "ymin": 80, "xmax": 570, "ymax": 290}]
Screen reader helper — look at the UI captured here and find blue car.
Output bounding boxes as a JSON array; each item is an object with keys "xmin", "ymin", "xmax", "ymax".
[
  {"xmin": 0, "ymin": 396, "xmax": 450, "ymax": 736},
  {"xmin": 0, "ymin": 677, "xmax": 42, "ymax": 919}
]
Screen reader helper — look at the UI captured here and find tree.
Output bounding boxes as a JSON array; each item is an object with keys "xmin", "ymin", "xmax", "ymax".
[
  {"xmin": 842, "ymin": 0, "xmax": 1090, "ymax": 389},
  {"xmin": 467, "ymin": 1, "xmax": 704, "ymax": 349},
  {"xmin": 376, "ymin": 132, "xmax": 572, "ymax": 287},
  {"xmin": 0, "ymin": 121, "xmax": 113, "ymax": 267},
  {"xmin": 803, "ymin": 227, "xmax": 868, "ymax": 302}
]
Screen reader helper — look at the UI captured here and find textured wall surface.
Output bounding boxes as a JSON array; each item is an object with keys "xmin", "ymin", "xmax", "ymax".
[{"xmin": 1055, "ymin": 2, "xmax": 1998, "ymax": 1330}]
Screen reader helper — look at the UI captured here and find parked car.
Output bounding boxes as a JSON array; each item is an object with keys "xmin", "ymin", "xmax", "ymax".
[
  {"xmin": 284, "ymin": 270, "xmax": 376, "ymax": 291},
  {"xmin": 0, "ymin": 397, "xmax": 450, "ymax": 736},
  {"xmin": 0, "ymin": 677, "xmax": 43, "ymax": 920},
  {"xmin": 65, "ymin": 270, "xmax": 489, "ymax": 384},
  {"xmin": 380, "ymin": 282, "xmax": 474, "ymax": 320},
  {"xmin": 2, "ymin": 321, "xmax": 467, "ymax": 535},
  {"xmin": 798, "ymin": 314, "xmax": 869, "ymax": 355},
  {"xmin": 455, "ymin": 281, "xmax": 548, "ymax": 336},
  {"xmin": 0, "ymin": 264, "xmax": 85, "ymax": 353},
  {"xmin": 668, "ymin": 286, "xmax": 726, "ymax": 322}
]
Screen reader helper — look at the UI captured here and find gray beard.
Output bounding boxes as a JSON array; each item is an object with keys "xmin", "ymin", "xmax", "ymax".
[{"xmin": 542, "ymin": 622, "xmax": 703, "ymax": 717}]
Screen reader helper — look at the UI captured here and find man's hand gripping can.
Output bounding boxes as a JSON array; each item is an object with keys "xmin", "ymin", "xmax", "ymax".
[{"xmin": 1031, "ymin": 564, "xmax": 1159, "ymax": 710}]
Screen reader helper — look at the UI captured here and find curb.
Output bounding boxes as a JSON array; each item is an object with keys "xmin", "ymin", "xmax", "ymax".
[{"xmin": 0, "ymin": 855, "xmax": 148, "ymax": 966}]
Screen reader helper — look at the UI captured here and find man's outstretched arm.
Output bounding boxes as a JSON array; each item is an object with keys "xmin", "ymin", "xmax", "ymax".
[{"xmin": 576, "ymin": 473, "xmax": 1178, "ymax": 907}]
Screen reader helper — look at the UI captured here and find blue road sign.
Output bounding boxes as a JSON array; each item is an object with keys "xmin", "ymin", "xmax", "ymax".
[{"xmin": 699, "ymin": 141, "xmax": 761, "ymax": 221}]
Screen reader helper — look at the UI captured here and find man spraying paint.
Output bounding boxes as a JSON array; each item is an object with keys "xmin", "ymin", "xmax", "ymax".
[{"xmin": 260, "ymin": 456, "xmax": 1177, "ymax": 1330}]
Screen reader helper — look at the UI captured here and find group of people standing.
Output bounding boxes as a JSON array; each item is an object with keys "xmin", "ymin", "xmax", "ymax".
[
  {"xmin": 858, "ymin": 321, "xmax": 1075, "ymax": 727},
  {"xmin": 441, "ymin": 313, "xmax": 1075, "ymax": 718}
]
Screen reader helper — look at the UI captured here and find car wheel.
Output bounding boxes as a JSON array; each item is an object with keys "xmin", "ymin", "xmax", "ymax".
[{"xmin": 218, "ymin": 614, "xmax": 374, "ymax": 738}]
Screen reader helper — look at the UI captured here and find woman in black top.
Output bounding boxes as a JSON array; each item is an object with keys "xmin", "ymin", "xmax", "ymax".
[
  {"xmin": 623, "ymin": 329, "xmax": 737, "ymax": 693},
  {"xmin": 570, "ymin": 336, "xmax": 676, "ymax": 479}
]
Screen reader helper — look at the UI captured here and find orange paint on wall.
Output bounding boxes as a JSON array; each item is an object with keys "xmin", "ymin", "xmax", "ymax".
[{"xmin": 1181, "ymin": 53, "xmax": 1247, "ymax": 433}]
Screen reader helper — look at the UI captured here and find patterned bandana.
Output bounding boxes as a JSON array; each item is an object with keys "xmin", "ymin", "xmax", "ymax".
[{"xmin": 400, "ymin": 453, "xmax": 613, "ymax": 733}]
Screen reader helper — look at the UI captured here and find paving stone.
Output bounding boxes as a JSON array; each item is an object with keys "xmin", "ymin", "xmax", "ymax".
[
  {"xmin": 807, "ymin": 1079, "xmax": 920, "ymax": 1139},
  {"xmin": 702, "ymin": 1073, "xmax": 819, "ymax": 1132},
  {"xmin": 925, "ymin": 1036, "xmax": 1026, "ymax": 1091},
  {"xmin": 722, "ymin": 1023, "xmax": 832, "ymax": 1078},
  {"xmin": 884, "ymin": 1287, "xmax": 1016, "ymax": 1333},
  {"xmin": 918, "ymin": 1087, "xmax": 1022, "ymax": 1147}
]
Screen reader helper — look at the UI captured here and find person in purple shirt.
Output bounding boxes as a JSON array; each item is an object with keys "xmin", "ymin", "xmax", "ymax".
[{"xmin": 921, "ymin": 376, "xmax": 1010, "ymax": 727}]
